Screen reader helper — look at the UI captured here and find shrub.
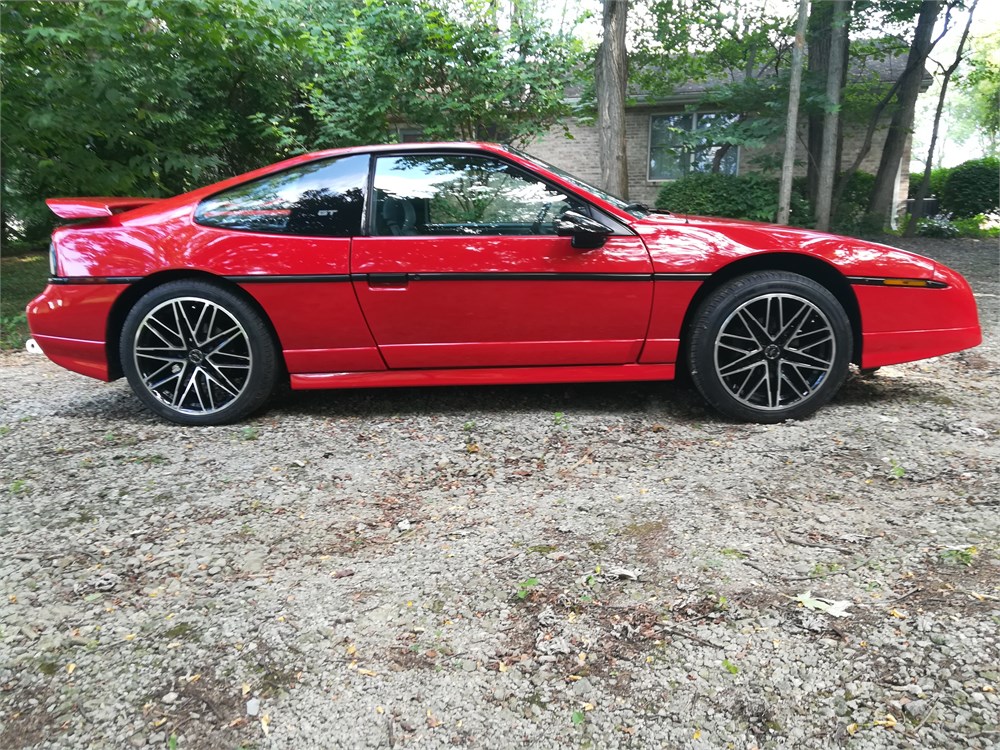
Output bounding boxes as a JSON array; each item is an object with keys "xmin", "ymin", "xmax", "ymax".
[
  {"xmin": 908, "ymin": 167, "xmax": 951, "ymax": 199},
  {"xmin": 833, "ymin": 171, "xmax": 877, "ymax": 235},
  {"xmin": 916, "ymin": 214, "xmax": 959, "ymax": 238},
  {"xmin": 953, "ymin": 213, "xmax": 1000, "ymax": 239},
  {"xmin": 655, "ymin": 172, "xmax": 810, "ymax": 224},
  {"xmin": 940, "ymin": 157, "xmax": 999, "ymax": 218}
]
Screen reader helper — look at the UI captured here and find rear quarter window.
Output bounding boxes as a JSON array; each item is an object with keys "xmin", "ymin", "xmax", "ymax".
[{"xmin": 195, "ymin": 155, "xmax": 368, "ymax": 237}]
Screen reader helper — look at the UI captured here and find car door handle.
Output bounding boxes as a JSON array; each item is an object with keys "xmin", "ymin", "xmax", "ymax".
[{"xmin": 366, "ymin": 273, "xmax": 409, "ymax": 288}]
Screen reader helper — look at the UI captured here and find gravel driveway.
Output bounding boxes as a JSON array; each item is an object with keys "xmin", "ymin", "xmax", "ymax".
[{"xmin": 1, "ymin": 238, "xmax": 998, "ymax": 749}]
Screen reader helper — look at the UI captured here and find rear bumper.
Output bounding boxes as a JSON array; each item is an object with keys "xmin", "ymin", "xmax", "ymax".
[
  {"xmin": 29, "ymin": 333, "xmax": 110, "ymax": 381},
  {"xmin": 26, "ymin": 283, "xmax": 124, "ymax": 381}
]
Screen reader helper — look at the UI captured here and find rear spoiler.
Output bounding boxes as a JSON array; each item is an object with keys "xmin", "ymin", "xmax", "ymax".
[{"xmin": 46, "ymin": 197, "xmax": 164, "ymax": 220}]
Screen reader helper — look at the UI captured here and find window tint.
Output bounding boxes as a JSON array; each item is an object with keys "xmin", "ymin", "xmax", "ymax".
[
  {"xmin": 649, "ymin": 113, "xmax": 739, "ymax": 181},
  {"xmin": 372, "ymin": 154, "xmax": 585, "ymax": 237},
  {"xmin": 195, "ymin": 155, "xmax": 368, "ymax": 236}
]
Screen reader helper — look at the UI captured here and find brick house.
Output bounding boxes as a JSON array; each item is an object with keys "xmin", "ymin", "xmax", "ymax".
[{"xmin": 526, "ymin": 55, "xmax": 929, "ymax": 223}]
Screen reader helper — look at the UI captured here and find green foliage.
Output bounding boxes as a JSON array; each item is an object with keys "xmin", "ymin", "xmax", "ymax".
[
  {"xmin": 655, "ymin": 169, "xmax": 879, "ymax": 234},
  {"xmin": 940, "ymin": 158, "xmax": 1000, "ymax": 218},
  {"xmin": 952, "ymin": 214, "xmax": 1000, "ymax": 239},
  {"xmin": 296, "ymin": 0, "xmax": 581, "ymax": 147},
  {"xmin": 1, "ymin": 0, "xmax": 579, "ymax": 243},
  {"xmin": 722, "ymin": 658, "xmax": 739, "ymax": 675},
  {"xmin": 0, "ymin": 0, "xmax": 310, "ymax": 242},
  {"xmin": 833, "ymin": 171, "xmax": 878, "ymax": 235},
  {"xmin": 908, "ymin": 167, "xmax": 951, "ymax": 198},
  {"xmin": 951, "ymin": 30, "xmax": 1000, "ymax": 158},
  {"xmin": 516, "ymin": 577, "xmax": 539, "ymax": 600},
  {"xmin": 916, "ymin": 215, "xmax": 960, "ymax": 239},
  {"xmin": 0, "ymin": 253, "xmax": 50, "ymax": 349},
  {"xmin": 940, "ymin": 547, "xmax": 976, "ymax": 566},
  {"xmin": 655, "ymin": 173, "xmax": 810, "ymax": 224}
]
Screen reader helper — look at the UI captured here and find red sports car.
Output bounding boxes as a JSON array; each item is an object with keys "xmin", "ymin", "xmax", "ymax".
[{"xmin": 28, "ymin": 143, "xmax": 981, "ymax": 425}]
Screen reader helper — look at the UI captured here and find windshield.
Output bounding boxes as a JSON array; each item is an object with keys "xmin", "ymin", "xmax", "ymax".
[{"xmin": 506, "ymin": 147, "xmax": 651, "ymax": 219}]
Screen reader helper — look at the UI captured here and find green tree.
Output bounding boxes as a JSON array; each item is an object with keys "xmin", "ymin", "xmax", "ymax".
[
  {"xmin": 294, "ymin": 0, "xmax": 582, "ymax": 147},
  {"xmin": 0, "ymin": 0, "xmax": 307, "ymax": 244},
  {"xmin": 949, "ymin": 29, "xmax": 1000, "ymax": 158}
]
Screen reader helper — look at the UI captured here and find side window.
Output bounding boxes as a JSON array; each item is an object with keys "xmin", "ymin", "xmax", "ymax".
[
  {"xmin": 372, "ymin": 154, "xmax": 585, "ymax": 237},
  {"xmin": 195, "ymin": 155, "xmax": 368, "ymax": 237}
]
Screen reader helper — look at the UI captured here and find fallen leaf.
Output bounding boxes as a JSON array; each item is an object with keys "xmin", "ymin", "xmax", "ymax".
[
  {"xmin": 66, "ymin": 663, "xmax": 76, "ymax": 675},
  {"xmin": 873, "ymin": 714, "xmax": 897, "ymax": 729},
  {"xmin": 846, "ymin": 723, "xmax": 858, "ymax": 736},
  {"xmin": 357, "ymin": 668, "xmax": 377, "ymax": 677},
  {"xmin": 124, "ymin": 633, "xmax": 136, "ymax": 641},
  {"xmin": 792, "ymin": 591, "xmax": 852, "ymax": 618},
  {"xmin": 260, "ymin": 714, "xmax": 270, "ymax": 736},
  {"xmin": 242, "ymin": 683, "xmax": 251, "ymax": 696},
  {"xmin": 888, "ymin": 609, "xmax": 907, "ymax": 619},
  {"xmin": 693, "ymin": 729, "xmax": 702, "ymax": 740}
]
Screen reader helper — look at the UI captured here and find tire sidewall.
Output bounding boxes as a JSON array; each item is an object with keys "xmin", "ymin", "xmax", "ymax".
[
  {"xmin": 120, "ymin": 280, "xmax": 278, "ymax": 426},
  {"xmin": 688, "ymin": 271, "xmax": 852, "ymax": 423}
]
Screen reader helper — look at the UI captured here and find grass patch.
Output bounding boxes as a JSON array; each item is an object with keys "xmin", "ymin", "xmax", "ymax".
[{"xmin": 1, "ymin": 252, "xmax": 49, "ymax": 350}]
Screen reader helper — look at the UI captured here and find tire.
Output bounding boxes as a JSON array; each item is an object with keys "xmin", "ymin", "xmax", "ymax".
[
  {"xmin": 686, "ymin": 271, "xmax": 851, "ymax": 423},
  {"xmin": 120, "ymin": 280, "xmax": 279, "ymax": 425}
]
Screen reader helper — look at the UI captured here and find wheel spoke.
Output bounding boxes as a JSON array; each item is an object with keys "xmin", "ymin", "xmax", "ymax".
[
  {"xmin": 719, "ymin": 351, "xmax": 765, "ymax": 377},
  {"xmin": 715, "ymin": 291, "xmax": 836, "ymax": 412},
  {"xmin": 133, "ymin": 295, "xmax": 252, "ymax": 416},
  {"xmin": 204, "ymin": 326, "xmax": 242, "ymax": 353},
  {"xmin": 144, "ymin": 314, "xmax": 183, "ymax": 348},
  {"xmin": 775, "ymin": 302, "xmax": 811, "ymax": 346},
  {"xmin": 783, "ymin": 347, "xmax": 832, "ymax": 369},
  {"xmin": 737, "ymin": 308, "xmax": 772, "ymax": 346}
]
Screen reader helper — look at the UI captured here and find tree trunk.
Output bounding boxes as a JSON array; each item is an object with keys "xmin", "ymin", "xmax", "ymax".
[
  {"xmin": 805, "ymin": 1, "xmax": 833, "ymax": 209},
  {"xmin": 905, "ymin": 0, "xmax": 977, "ymax": 236},
  {"xmin": 778, "ymin": 0, "xmax": 809, "ymax": 225},
  {"xmin": 865, "ymin": 0, "xmax": 942, "ymax": 229},
  {"xmin": 814, "ymin": 0, "xmax": 849, "ymax": 231},
  {"xmin": 596, "ymin": 0, "xmax": 629, "ymax": 199}
]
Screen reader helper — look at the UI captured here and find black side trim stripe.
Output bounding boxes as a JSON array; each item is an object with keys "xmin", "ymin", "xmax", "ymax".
[
  {"xmin": 225, "ymin": 274, "xmax": 352, "ymax": 283},
  {"xmin": 847, "ymin": 276, "xmax": 947, "ymax": 289},
  {"xmin": 654, "ymin": 273, "xmax": 711, "ymax": 282},
  {"xmin": 49, "ymin": 276, "xmax": 143, "ymax": 285},
  {"xmin": 401, "ymin": 272, "xmax": 653, "ymax": 282},
  {"xmin": 50, "ymin": 271, "xmax": 713, "ymax": 285}
]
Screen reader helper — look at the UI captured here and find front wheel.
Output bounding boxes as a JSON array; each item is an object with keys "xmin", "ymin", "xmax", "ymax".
[
  {"xmin": 120, "ymin": 280, "xmax": 279, "ymax": 425},
  {"xmin": 687, "ymin": 271, "xmax": 852, "ymax": 423}
]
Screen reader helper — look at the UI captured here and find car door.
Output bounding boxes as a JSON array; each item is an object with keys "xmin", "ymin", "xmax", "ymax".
[{"xmin": 351, "ymin": 152, "xmax": 653, "ymax": 369}]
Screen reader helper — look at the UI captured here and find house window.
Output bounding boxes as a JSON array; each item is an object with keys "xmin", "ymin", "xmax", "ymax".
[
  {"xmin": 397, "ymin": 127, "xmax": 425, "ymax": 143},
  {"xmin": 648, "ymin": 113, "xmax": 739, "ymax": 181}
]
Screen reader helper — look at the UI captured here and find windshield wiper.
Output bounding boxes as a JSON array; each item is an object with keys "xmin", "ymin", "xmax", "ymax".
[{"xmin": 625, "ymin": 202, "xmax": 671, "ymax": 215}]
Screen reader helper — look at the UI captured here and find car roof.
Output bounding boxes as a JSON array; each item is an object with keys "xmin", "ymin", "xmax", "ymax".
[{"xmin": 294, "ymin": 141, "xmax": 510, "ymax": 161}]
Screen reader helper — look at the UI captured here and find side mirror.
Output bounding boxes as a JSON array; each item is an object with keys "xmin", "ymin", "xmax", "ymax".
[{"xmin": 554, "ymin": 210, "xmax": 613, "ymax": 249}]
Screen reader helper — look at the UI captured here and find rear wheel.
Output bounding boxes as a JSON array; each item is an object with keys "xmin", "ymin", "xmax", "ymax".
[
  {"xmin": 687, "ymin": 271, "xmax": 851, "ymax": 423},
  {"xmin": 120, "ymin": 280, "xmax": 278, "ymax": 425}
]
